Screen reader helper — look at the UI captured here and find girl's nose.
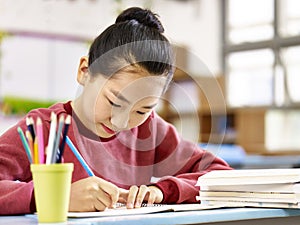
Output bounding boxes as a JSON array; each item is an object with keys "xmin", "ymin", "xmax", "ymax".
[{"xmin": 111, "ymin": 111, "xmax": 129, "ymax": 130}]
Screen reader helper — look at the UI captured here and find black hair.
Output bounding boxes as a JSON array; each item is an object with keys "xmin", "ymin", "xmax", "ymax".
[{"xmin": 88, "ymin": 7, "xmax": 174, "ymax": 81}]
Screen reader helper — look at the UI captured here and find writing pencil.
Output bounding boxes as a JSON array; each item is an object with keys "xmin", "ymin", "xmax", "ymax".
[{"xmin": 66, "ymin": 136, "xmax": 94, "ymax": 176}]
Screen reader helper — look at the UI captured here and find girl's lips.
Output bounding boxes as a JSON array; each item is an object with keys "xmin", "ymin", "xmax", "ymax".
[{"xmin": 101, "ymin": 123, "xmax": 116, "ymax": 134}]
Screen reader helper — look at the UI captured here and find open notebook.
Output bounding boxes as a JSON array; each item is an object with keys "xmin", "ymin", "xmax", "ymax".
[{"xmin": 67, "ymin": 204, "xmax": 225, "ymax": 218}]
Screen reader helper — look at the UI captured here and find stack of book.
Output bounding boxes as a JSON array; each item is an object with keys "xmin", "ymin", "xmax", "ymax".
[{"xmin": 196, "ymin": 168, "xmax": 300, "ymax": 209}]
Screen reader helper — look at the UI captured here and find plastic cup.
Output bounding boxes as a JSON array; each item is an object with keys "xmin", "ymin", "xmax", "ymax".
[{"xmin": 30, "ymin": 163, "xmax": 74, "ymax": 223}]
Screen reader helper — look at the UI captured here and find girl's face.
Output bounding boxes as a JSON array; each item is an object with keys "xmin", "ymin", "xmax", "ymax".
[{"xmin": 74, "ymin": 57, "xmax": 167, "ymax": 138}]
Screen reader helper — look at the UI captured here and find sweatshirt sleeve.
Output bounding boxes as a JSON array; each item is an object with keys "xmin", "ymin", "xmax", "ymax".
[
  {"xmin": 0, "ymin": 118, "xmax": 35, "ymax": 215},
  {"xmin": 152, "ymin": 113, "xmax": 232, "ymax": 204}
]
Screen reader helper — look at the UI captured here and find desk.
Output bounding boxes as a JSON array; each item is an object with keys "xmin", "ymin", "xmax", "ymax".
[{"xmin": 1, "ymin": 208, "xmax": 300, "ymax": 225}]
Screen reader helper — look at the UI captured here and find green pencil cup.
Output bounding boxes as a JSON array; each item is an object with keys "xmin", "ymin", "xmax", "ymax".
[{"xmin": 31, "ymin": 163, "xmax": 74, "ymax": 223}]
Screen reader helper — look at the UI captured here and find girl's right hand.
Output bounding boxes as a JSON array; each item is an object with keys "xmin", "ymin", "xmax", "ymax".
[{"xmin": 69, "ymin": 176, "xmax": 120, "ymax": 212}]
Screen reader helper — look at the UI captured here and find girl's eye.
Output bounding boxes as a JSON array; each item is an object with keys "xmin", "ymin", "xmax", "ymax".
[
  {"xmin": 137, "ymin": 111, "xmax": 147, "ymax": 115},
  {"xmin": 108, "ymin": 99, "xmax": 121, "ymax": 107}
]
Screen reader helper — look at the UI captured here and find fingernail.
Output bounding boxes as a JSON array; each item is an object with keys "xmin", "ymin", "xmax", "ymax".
[
  {"xmin": 127, "ymin": 203, "xmax": 133, "ymax": 209},
  {"xmin": 135, "ymin": 201, "xmax": 141, "ymax": 208}
]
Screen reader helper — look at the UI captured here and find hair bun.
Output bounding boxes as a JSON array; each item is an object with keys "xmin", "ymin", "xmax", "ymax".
[{"xmin": 115, "ymin": 7, "xmax": 164, "ymax": 33}]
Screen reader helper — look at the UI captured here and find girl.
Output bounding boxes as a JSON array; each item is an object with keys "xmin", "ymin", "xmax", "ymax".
[{"xmin": 0, "ymin": 7, "xmax": 231, "ymax": 214}]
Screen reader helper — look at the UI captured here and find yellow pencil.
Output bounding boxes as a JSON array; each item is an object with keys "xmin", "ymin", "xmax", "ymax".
[{"xmin": 34, "ymin": 138, "xmax": 39, "ymax": 164}]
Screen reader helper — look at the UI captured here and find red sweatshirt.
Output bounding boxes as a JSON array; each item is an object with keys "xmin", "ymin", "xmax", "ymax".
[{"xmin": 0, "ymin": 101, "xmax": 231, "ymax": 215}]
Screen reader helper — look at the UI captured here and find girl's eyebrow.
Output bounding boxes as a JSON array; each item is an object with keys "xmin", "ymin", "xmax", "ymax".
[
  {"xmin": 110, "ymin": 89, "xmax": 157, "ymax": 109},
  {"xmin": 143, "ymin": 103, "xmax": 157, "ymax": 109},
  {"xmin": 110, "ymin": 89, "xmax": 130, "ymax": 103}
]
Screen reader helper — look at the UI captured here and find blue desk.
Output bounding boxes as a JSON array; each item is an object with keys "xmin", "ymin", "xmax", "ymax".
[{"xmin": 1, "ymin": 207, "xmax": 300, "ymax": 225}]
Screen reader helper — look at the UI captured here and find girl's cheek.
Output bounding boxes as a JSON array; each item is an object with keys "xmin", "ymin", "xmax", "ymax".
[{"xmin": 129, "ymin": 115, "xmax": 148, "ymax": 128}]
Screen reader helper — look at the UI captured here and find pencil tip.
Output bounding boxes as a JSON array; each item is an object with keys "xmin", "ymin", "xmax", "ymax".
[
  {"xmin": 51, "ymin": 112, "xmax": 57, "ymax": 121},
  {"xmin": 59, "ymin": 114, "xmax": 65, "ymax": 122},
  {"xmin": 65, "ymin": 115, "xmax": 71, "ymax": 124},
  {"xmin": 36, "ymin": 117, "xmax": 42, "ymax": 124},
  {"xmin": 26, "ymin": 117, "xmax": 31, "ymax": 125},
  {"xmin": 25, "ymin": 130, "xmax": 33, "ymax": 140}
]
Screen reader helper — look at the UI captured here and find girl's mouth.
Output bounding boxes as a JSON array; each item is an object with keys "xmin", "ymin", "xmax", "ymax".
[{"xmin": 101, "ymin": 123, "xmax": 116, "ymax": 134}]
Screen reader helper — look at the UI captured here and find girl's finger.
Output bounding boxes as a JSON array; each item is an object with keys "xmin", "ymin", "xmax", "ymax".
[
  {"xmin": 146, "ymin": 188, "xmax": 157, "ymax": 205},
  {"xmin": 126, "ymin": 185, "xmax": 139, "ymax": 209},
  {"xmin": 97, "ymin": 177, "xmax": 120, "ymax": 207},
  {"xmin": 135, "ymin": 185, "xmax": 149, "ymax": 208}
]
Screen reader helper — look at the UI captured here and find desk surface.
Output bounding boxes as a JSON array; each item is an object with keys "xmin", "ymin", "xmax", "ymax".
[{"xmin": 1, "ymin": 207, "xmax": 300, "ymax": 225}]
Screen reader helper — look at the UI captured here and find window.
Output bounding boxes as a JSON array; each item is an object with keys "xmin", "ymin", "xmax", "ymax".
[
  {"xmin": 223, "ymin": 0, "xmax": 300, "ymax": 107},
  {"xmin": 227, "ymin": 0, "xmax": 273, "ymax": 44},
  {"xmin": 227, "ymin": 49, "xmax": 274, "ymax": 106},
  {"xmin": 279, "ymin": 0, "xmax": 300, "ymax": 37}
]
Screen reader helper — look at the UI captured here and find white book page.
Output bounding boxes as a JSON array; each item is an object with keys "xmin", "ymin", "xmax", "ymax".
[{"xmin": 67, "ymin": 204, "xmax": 224, "ymax": 218}]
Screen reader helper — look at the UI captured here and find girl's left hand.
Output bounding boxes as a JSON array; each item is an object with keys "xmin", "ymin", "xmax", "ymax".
[{"xmin": 118, "ymin": 185, "xmax": 163, "ymax": 209}]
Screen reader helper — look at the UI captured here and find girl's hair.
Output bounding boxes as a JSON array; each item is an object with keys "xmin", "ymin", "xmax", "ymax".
[{"xmin": 88, "ymin": 7, "xmax": 174, "ymax": 81}]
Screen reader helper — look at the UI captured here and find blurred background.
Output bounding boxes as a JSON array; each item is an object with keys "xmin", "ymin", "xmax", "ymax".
[{"xmin": 1, "ymin": 0, "xmax": 300, "ymax": 169}]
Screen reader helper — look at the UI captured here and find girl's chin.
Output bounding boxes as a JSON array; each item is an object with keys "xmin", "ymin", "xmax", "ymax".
[{"xmin": 95, "ymin": 129, "xmax": 115, "ymax": 138}]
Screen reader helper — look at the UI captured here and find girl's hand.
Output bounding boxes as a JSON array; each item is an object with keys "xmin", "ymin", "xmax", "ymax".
[
  {"xmin": 119, "ymin": 185, "xmax": 163, "ymax": 209},
  {"xmin": 69, "ymin": 176, "xmax": 119, "ymax": 212}
]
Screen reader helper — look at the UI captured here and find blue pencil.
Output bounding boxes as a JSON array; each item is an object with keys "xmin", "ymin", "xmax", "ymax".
[
  {"xmin": 17, "ymin": 127, "xmax": 33, "ymax": 164},
  {"xmin": 65, "ymin": 136, "xmax": 94, "ymax": 176}
]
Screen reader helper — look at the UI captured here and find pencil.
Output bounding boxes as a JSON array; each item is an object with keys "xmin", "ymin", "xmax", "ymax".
[
  {"xmin": 36, "ymin": 117, "xmax": 44, "ymax": 164},
  {"xmin": 56, "ymin": 115, "xmax": 71, "ymax": 163},
  {"xmin": 66, "ymin": 136, "xmax": 94, "ymax": 176},
  {"xmin": 25, "ymin": 130, "xmax": 34, "ymax": 160},
  {"xmin": 26, "ymin": 117, "xmax": 35, "ymax": 141},
  {"xmin": 46, "ymin": 112, "xmax": 57, "ymax": 164},
  {"xmin": 33, "ymin": 138, "xmax": 39, "ymax": 164},
  {"xmin": 17, "ymin": 127, "xmax": 32, "ymax": 164},
  {"xmin": 51, "ymin": 114, "xmax": 65, "ymax": 163}
]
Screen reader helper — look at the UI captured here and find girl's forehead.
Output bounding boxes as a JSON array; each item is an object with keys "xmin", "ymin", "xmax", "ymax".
[{"xmin": 108, "ymin": 74, "xmax": 168, "ymax": 103}]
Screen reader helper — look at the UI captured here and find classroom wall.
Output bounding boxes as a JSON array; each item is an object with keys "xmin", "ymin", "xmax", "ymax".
[{"xmin": 0, "ymin": 0, "xmax": 221, "ymax": 101}]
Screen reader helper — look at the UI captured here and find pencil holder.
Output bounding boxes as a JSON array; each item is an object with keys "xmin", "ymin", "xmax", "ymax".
[{"xmin": 31, "ymin": 163, "xmax": 74, "ymax": 223}]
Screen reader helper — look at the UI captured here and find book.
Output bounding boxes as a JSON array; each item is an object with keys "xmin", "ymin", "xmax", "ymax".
[
  {"xmin": 200, "ymin": 183, "xmax": 300, "ymax": 193},
  {"xmin": 197, "ymin": 195, "xmax": 299, "ymax": 204},
  {"xmin": 67, "ymin": 204, "xmax": 225, "ymax": 218},
  {"xmin": 199, "ymin": 190, "xmax": 300, "ymax": 199},
  {"xmin": 200, "ymin": 200, "xmax": 300, "ymax": 209},
  {"xmin": 196, "ymin": 169, "xmax": 300, "ymax": 186},
  {"xmin": 196, "ymin": 169, "xmax": 300, "ymax": 209}
]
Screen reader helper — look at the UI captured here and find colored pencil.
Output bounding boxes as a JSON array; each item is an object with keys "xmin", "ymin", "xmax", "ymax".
[
  {"xmin": 25, "ymin": 130, "xmax": 34, "ymax": 159},
  {"xmin": 17, "ymin": 127, "xmax": 32, "ymax": 164},
  {"xmin": 46, "ymin": 112, "xmax": 57, "ymax": 164},
  {"xmin": 36, "ymin": 117, "xmax": 44, "ymax": 164},
  {"xmin": 56, "ymin": 115, "xmax": 71, "ymax": 163},
  {"xmin": 51, "ymin": 115, "xmax": 65, "ymax": 163},
  {"xmin": 26, "ymin": 117, "xmax": 35, "ymax": 141},
  {"xmin": 33, "ymin": 138, "xmax": 39, "ymax": 164},
  {"xmin": 66, "ymin": 136, "xmax": 94, "ymax": 176}
]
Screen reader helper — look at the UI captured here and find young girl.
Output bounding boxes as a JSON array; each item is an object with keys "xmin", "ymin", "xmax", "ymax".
[{"xmin": 0, "ymin": 7, "xmax": 231, "ymax": 214}]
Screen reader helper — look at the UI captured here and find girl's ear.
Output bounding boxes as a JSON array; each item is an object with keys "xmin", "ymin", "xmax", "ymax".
[{"xmin": 77, "ymin": 56, "xmax": 89, "ymax": 85}]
